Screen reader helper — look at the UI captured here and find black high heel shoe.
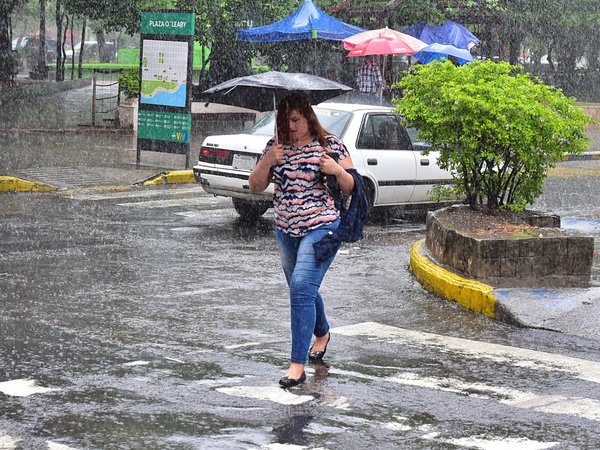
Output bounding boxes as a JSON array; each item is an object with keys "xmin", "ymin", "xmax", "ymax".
[
  {"xmin": 309, "ymin": 332, "xmax": 331, "ymax": 362},
  {"xmin": 279, "ymin": 371, "xmax": 306, "ymax": 388}
]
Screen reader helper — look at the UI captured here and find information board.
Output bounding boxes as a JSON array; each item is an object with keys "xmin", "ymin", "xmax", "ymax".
[{"xmin": 137, "ymin": 11, "xmax": 194, "ymax": 166}]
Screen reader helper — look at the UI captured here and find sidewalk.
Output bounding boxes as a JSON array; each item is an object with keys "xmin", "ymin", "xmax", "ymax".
[
  {"xmin": 410, "ymin": 239, "xmax": 600, "ymax": 341},
  {"xmin": 2, "ymin": 149, "xmax": 599, "ymax": 193}
]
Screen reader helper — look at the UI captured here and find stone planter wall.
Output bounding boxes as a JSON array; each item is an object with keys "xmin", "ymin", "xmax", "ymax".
[
  {"xmin": 116, "ymin": 99, "xmax": 138, "ymax": 130},
  {"xmin": 426, "ymin": 206, "xmax": 594, "ymax": 288}
]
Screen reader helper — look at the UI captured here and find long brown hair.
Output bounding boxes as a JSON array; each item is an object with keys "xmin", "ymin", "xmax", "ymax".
[{"xmin": 276, "ymin": 93, "xmax": 331, "ymax": 147}]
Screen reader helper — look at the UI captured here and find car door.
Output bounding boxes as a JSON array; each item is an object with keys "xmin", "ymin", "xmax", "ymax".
[
  {"xmin": 405, "ymin": 128, "xmax": 454, "ymax": 203},
  {"xmin": 355, "ymin": 113, "xmax": 416, "ymax": 206}
]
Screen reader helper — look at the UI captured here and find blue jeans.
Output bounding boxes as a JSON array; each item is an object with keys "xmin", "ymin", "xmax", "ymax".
[{"xmin": 275, "ymin": 219, "xmax": 340, "ymax": 364}]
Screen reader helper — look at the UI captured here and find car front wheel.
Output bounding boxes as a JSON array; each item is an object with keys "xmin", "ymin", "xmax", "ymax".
[{"xmin": 232, "ymin": 198, "xmax": 271, "ymax": 220}]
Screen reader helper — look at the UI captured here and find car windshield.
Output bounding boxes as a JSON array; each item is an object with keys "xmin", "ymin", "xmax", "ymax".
[{"xmin": 245, "ymin": 108, "xmax": 352, "ymax": 138}]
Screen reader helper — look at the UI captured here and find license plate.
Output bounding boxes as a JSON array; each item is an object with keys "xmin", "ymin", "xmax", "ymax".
[{"xmin": 232, "ymin": 154, "xmax": 256, "ymax": 171}]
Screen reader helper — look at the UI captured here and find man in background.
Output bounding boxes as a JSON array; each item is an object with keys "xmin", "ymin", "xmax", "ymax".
[{"xmin": 356, "ymin": 55, "xmax": 383, "ymax": 105}]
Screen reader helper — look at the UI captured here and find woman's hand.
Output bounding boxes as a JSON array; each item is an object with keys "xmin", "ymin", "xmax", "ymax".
[
  {"xmin": 249, "ymin": 142, "xmax": 283, "ymax": 193},
  {"xmin": 266, "ymin": 143, "xmax": 285, "ymax": 167},
  {"xmin": 319, "ymin": 153, "xmax": 343, "ymax": 176},
  {"xmin": 320, "ymin": 153, "xmax": 355, "ymax": 196}
]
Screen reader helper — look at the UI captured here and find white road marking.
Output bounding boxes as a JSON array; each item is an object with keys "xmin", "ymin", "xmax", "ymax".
[
  {"xmin": 387, "ymin": 372, "xmax": 600, "ymax": 422},
  {"xmin": 323, "ymin": 396, "xmax": 351, "ymax": 410},
  {"xmin": 195, "ymin": 376, "xmax": 247, "ymax": 387},
  {"xmin": 74, "ymin": 186, "xmax": 204, "ymax": 201},
  {"xmin": 47, "ymin": 442, "xmax": 79, "ymax": 450},
  {"xmin": 331, "ymin": 322, "xmax": 600, "ymax": 424},
  {"xmin": 261, "ymin": 444, "xmax": 307, "ymax": 450},
  {"xmin": 382, "ymin": 416, "xmax": 413, "ymax": 432},
  {"xmin": 225, "ymin": 342, "xmax": 262, "ymax": 349},
  {"xmin": 173, "ymin": 209, "xmax": 245, "ymax": 220},
  {"xmin": 117, "ymin": 197, "xmax": 213, "ymax": 208},
  {"xmin": 174, "ymin": 209, "xmax": 274, "ymax": 220},
  {"xmin": 165, "ymin": 357, "xmax": 185, "ymax": 363},
  {"xmin": 426, "ymin": 434, "xmax": 559, "ymax": 450},
  {"xmin": 0, "ymin": 431, "xmax": 19, "ymax": 449},
  {"xmin": 200, "ymin": 320, "xmax": 599, "ymax": 446},
  {"xmin": 333, "ymin": 322, "xmax": 600, "ymax": 384},
  {"xmin": 216, "ymin": 386, "xmax": 314, "ymax": 405},
  {"xmin": 0, "ymin": 379, "xmax": 58, "ymax": 397},
  {"xmin": 123, "ymin": 360, "xmax": 149, "ymax": 367}
]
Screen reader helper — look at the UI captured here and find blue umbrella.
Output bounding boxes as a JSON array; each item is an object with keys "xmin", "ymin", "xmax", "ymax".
[
  {"xmin": 404, "ymin": 21, "xmax": 480, "ymax": 50},
  {"xmin": 237, "ymin": 0, "xmax": 364, "ymax": 42},
  {"xmin": 413, "ymin": 43, "xmax": 474, "ymax": 65},
  {"xmin": 237, "ymin": 0, "xmax": 365, "ymax": 74}
]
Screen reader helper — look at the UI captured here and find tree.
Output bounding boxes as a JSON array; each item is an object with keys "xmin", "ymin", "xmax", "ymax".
[
  {"xmin": 0, "ymin": 0, "xmax": 27, "ymax": 83},
  {"xmin": 395, "ymin": 60, "xmax": 592, "ymax": 212},
  {"xmin": 173, "ymin": 0, "xmax": 299, "ymax": 89},
  {"xmin": 35, "ymin": 0, "xmax": 48, "ymax": 80}
]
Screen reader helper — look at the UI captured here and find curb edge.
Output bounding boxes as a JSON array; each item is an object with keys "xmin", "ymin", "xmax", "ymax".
[
  {"xmin": 0, "ymin": 176, "xmax": 59, "ymax": 193},
  {"xmin": 562, "ymin": 151, "xmax": 600, "ymax": 161},
  {"xmin": 409, "ymin": 239, "xmax": 496, "ymax": 318},
  {"xmin": 140, "ymin": 170, "xmax": 196, "ymax": 186}
]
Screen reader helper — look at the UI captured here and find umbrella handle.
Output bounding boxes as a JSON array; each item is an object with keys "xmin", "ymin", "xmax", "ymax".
[{"xmin": 273, "ymin": 93, "xmax": 278, "ymax": 144}]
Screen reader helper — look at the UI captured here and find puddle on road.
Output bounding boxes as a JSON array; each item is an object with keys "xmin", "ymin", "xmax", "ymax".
[{"xmin": 562, "ymin": 216, "xmax": 600, "ymax": 233}]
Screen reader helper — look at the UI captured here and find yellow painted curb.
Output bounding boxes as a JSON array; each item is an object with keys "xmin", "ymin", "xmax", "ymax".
[
  {"xmin": 0, "ymin": 176, "xmax": 59, "ymax": 193},
  {"xmin": 409, "ymin": 239, "xmax": 496, "ymax": 318},
  {"xmin": 142, "ymin": 170, "xmax": 196, "ymax": 186}
]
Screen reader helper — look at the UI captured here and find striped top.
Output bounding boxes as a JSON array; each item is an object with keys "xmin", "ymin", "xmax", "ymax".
[{"xmin": 262, "ymin": 135, "xmax": 350, "ymax": 237}]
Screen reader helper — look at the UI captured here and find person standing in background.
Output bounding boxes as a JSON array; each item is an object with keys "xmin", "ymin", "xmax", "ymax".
[{"xmin": 356, "ymin": 55, "xmax": 383, "ymax": 105}]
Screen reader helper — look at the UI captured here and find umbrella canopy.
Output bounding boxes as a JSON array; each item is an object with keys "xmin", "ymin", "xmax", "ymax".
[
  {"xmin": 345, "ymin": 35, "xmax": 426, "ymax": 57},
  {"xmin": 404, "ymin": 21, "xmax": 480, "ymax": 50},
  {"xmin": 342, "ymin": 27, "xmax": 426, "ymax": 53},
  {"xmin": 414, "ymin": 43, "xmax": 474, "ymax": 65},
  {"xmin": 237, "ymin": 0, "xmax": 364, "ymax": 42},
  {"xmin": 201, "ymin": 71, "xmax": 352, "ymax": 112}
]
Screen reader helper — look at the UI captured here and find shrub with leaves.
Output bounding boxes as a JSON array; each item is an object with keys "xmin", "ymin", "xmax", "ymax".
[
  {"xmin": 118, "ymin": 68, "xmax": 140, "ymax": 99},
  {"xmin": 394, "ymin": 60, "xmax": 592, "ymax": 212}
]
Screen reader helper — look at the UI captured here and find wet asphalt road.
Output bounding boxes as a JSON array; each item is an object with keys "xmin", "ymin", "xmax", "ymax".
[
  {"xmin": 1, "ymin": 185, "xmax": 600, "ymax": 449},
  {"xmin": 1, "ymin": 83, "xmax": 600, "ymax": 448}
]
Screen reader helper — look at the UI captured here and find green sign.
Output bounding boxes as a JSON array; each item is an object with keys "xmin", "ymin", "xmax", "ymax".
[
  {"xmin": 141, "ymin": 12, "xmax": 195, "ymax": 36},
  {"xmin": 137, "ymin": 110, "xmax": 191, "ymax": 143},
  {"xmin": 137, "ymin": 10, "xmax": 194, "ymax": 164}
]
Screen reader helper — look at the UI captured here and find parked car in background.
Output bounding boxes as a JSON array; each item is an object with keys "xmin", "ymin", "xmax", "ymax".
[
  {"xmin": 65, "ymin": 41, "xmax": 117, "ymax": 63},
  {"xmin": 193, "ymin": 102, "xmax": 454, "ymax": 220},
  {"xmin": 16, "ymin": 36, "xmax": 57, "ymax": 63}
]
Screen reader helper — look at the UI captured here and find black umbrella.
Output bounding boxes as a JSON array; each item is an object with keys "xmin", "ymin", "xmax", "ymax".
[{"xmin": 201, "ymin": 71, "xmax": 352, "ymax": 112}]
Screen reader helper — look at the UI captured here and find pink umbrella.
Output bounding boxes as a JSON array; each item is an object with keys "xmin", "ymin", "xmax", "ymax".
[
  {"xmin": 343, "ymin": 26, "xmax": 427, "ymax": 54},
  {"xmin": 346, "ymin": 36, "xmax": 425, "ymax": 57}
]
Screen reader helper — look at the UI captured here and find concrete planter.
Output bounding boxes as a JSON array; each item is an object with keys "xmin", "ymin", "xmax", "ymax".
[
  {"xmin": 426, "ymin": 205, "xmax": 594, "ymax": 288},
  {"xmin": 116, "ymin": 98, "xmax": 138, "ymax": 131}
]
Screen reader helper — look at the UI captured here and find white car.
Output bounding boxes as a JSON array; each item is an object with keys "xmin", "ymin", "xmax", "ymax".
[
  {"xmin": 193, "ymin": 102, "xmax": 453, "ymax": 219},
  {"xmin": 65, "ymin": 41, "xmax": 117, "ymax": 63}
]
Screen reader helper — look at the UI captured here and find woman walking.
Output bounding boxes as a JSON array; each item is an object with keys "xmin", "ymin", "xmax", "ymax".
[{"xmin": 248, "ymin": 93, "xmax": 355, "ymax": 388}]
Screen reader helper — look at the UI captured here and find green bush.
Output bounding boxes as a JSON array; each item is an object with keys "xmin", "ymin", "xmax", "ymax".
[
  {"xmin": 394, "ymin": 60, "xmax": 592, "ymax": 212},
  {"xmin": 118, "ymin": 68, "xmax": 140, "ymax": 99}
]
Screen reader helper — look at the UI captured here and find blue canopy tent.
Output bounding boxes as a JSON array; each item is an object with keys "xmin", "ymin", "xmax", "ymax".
[
  {"xmin": 413, "ymin": 43, "xmax": 474, "ymax": 65},
  {"xmin": 237, "ymin": 0, "xmax": 365, "ymax": 74},
  {"xmin": 404, "ymin": 21, "xmax": 480, "ymax": 50},
  {"xmin": 238, "ymin": 0, "xmax": 364, "ymax": 42}
]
